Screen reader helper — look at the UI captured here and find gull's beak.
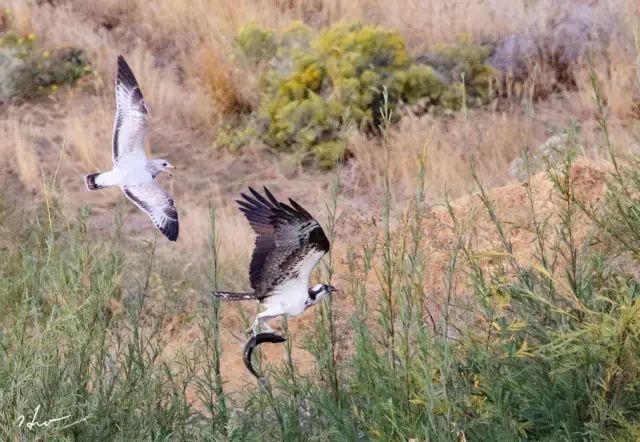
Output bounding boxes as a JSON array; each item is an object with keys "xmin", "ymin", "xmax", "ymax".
[{"xmin": 168, "ymin": 165, "xmax": 176, "ymax": 177}]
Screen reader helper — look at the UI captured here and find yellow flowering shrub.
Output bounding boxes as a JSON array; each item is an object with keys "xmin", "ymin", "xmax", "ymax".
[{"xmin": 221, "ymin": 23, "xmax": 495, "ymax": 167}]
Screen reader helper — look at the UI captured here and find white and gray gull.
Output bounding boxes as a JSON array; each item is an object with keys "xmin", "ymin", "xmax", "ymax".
[
  {"xmin": 84, "ymin": 55, "xmax": 178, "ymax": 241},
  {"xmin": 212, "ymin": 186, "xmax": 336, "ymax": 335}
]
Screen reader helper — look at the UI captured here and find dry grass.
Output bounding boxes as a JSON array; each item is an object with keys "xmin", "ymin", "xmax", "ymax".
[
  {"xmin": 346, "ymin": 109, "xmax": 543, "ymax": 200},
  {"xmin": 186, "ymin": 44, "xmax": 253, "ymax": 115},
  {"xmin": 62, "ymin": 96, "xmax": 113, "ymax": 171},
  {"xmin": 573, "ymin": 53, "xmax": 640, "ymax": 119},
  {"xmin": 4, "ymin": 0, "xmax": 34, "ymax": 35},
  {"xmin": 0, "ymin": 111, "xmax": 40, "ymax": 192},
  {"xmin": 135, "ymin": 0, "xmax": 640, "ymax": 47}
]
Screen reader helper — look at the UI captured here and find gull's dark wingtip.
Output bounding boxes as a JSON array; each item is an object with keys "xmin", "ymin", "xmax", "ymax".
[
  {"xmin": 116, "ymin": 55, "xmax": 130, "ymax": 77},
  {"xmin": 115, "ymin": 55, "xmax": 142, "ymax": 92},
  {"xmin": 160, "ymin": 221, "xmax": 179, "ymax": 242}
]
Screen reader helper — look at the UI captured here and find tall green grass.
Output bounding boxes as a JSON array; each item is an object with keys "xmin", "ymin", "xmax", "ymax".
[{"xmin": 1, "ymin": 76, "xmax": 640, "ymax": 441}]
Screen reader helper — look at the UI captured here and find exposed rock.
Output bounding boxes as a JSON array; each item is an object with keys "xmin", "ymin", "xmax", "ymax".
[
  {"xmin": 0, "ymin": 47, "xmax": 24, "ymax": 101},
  {"xmin": 546, "ymin": 6, "xmax": 617, "ymax": 68},
  {"xmin": 509, "ymin": 132, "xmax": 585, "ymax": 181},
  {"xmin": 488, "ymin": 33, "xmax": 542, "ymax": 82},
  {"xmin": 488, "ymin": 6, "xmax": 630, "ymax": 94}
]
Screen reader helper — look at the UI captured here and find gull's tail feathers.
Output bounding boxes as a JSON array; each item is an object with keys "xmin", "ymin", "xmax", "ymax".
[
  {"xmin": 85, "ymin": 173, "xmax": 106, "ymax": 190},
  {"xmin": 211, "ymin": 291, "xmax": 258, "ymax": 301}
]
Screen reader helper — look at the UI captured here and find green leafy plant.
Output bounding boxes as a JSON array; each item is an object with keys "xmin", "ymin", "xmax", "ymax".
[
  {"xmin": 0, "ymin": 18, "xmax": 91, "ymax": 101},
  {"xmin": 418, "ymin": 33, "xmax": 496, "ymax": 109},
  {"xmin": 235, "ymin": 23, "xmax": 277, "ymax": 63}
]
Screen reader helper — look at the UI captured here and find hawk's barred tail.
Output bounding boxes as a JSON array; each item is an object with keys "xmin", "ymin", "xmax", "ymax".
[
  {"xmin": 85, "ymin": 173, "xmax": 105, "ymax": 190},
  {"xmin": 211, "ymin": 291, "xmax": 257, "ymax": 301}
]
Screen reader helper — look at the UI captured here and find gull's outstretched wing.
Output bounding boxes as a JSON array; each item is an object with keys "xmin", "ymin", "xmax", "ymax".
[
  {"xmin": 237, "ymin": 187, "xmax": 330, "ymax": 298},
  {"xmin": 122, "ymin": 182, "xmax": 179, "ymax": 241},
  {"xmin": 112, "ymin": 55, "xmax": 148, "ymax": 167}
]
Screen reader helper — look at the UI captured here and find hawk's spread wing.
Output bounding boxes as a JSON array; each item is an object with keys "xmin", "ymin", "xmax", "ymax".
[
  {"xmin": 122, "ymin": 182, "xmax": 179, "ymax": 241},
  {"xmin": 237, "ymin": 187, "xmax": 330, "ymax": 297},
  {"xmin": 112, "ymin": 55, "xmax": 148, "ymax": 167}
]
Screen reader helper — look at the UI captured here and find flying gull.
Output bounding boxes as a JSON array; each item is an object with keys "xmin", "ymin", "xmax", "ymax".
[
  {"xmin": 212, "ymin": 186, "xmax": 336, "ymax": 335},
  {"xmin": 84, "ymin": 55, "xmax": 179, "ymax": 241}
]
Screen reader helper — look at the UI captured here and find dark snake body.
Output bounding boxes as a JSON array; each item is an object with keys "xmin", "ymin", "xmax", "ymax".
[{"xmin": 243, "ymin": 332, "xmax": 287, "ymax": 380}]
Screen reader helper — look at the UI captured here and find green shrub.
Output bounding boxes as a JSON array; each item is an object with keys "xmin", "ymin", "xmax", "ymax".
[
  {"xmin": 310, "ymin": 139, "xmax": 348, "ymax": 168},
  {"xmin": 280, "ymin": 20, "xmax": 312, "ymax": 50},
  {"xmin": 418, "ymin": 34, "xmax": 496, "ymax": 109},
  {"xmin": 0, "ymin": 21, "xmax": 90, "ymax": 100},
  {"xmin": 213, "ymin": 121, "xmax": 258, "ymax": 151},
  {"xmin": 220, "ymin": 23, "xmax": 495, "ymax": 168},
  {"xmin": 235, "ymin": 23, "xmax": 277, "ymax": 63}
]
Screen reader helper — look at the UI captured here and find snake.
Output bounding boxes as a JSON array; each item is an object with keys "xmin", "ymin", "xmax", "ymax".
[{"xmin": 243, "ymin": 332, "xmax": 287, "ymax": 380}]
